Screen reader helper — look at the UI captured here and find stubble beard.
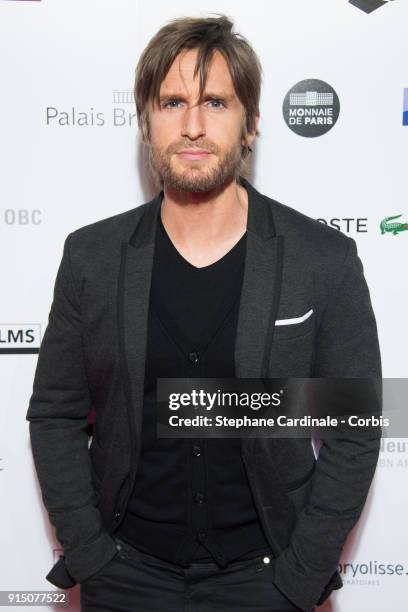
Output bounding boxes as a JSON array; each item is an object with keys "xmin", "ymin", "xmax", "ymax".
[{"xmin": 148, "ymin": 140, "xmax": 243, "ymax": 193}]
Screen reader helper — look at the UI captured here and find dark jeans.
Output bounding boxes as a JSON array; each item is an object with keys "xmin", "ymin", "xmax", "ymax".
[{"xmin": 80, "ymin": 535, "xmax": 315, "ymax": 612}]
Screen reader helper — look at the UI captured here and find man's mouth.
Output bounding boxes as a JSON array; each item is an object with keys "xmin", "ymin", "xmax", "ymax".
[{"xmin": 177, "ymin": 149, "xmax": 211, "ymax": 160}]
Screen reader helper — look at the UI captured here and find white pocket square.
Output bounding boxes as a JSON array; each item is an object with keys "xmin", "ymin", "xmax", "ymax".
[{"xmin": 275, "ymin": 308, "xmax": 314, "ymax": 326}]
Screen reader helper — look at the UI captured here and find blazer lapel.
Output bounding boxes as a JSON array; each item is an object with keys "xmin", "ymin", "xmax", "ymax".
[
  {"xmin": 236, "ymin": 177, "xmax": 284, "ymax": 458},
  {"xmin": 234, "ymin": 177, "xmax": 284, "ymax": 379},
  {"xmin": 117, "ymin": 176, "xmax": 284, "ymax": 465},
  {"xmin": 118, "ymin": 194, "xmax": 162, "ymax": 468}
]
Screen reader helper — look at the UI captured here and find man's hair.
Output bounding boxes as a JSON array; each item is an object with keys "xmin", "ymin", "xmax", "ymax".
[{"xmin": 134, "ymin": 14, "xmax": 262, "ymax": 178}]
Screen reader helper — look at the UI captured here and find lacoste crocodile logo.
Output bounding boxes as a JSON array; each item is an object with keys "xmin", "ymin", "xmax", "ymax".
[{"xmin": 380, "ymin": 214, "xmax": 408, "ymax": 235}]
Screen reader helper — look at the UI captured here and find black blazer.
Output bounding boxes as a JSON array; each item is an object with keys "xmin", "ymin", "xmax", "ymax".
[{"xmin": 26, "ymin": 176, "xmax": 382, "ymax": 611}]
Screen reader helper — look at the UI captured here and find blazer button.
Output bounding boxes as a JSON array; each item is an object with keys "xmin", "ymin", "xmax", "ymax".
[
  {"xmin": 197, "ymin": 532, "xmax": 207, "ymax": 542},
  {"xmin": 192, "ymin": 445, "xmax": 201, "ymax": 456},
  {"xmin": 188, "ymin": 351, "xmax": 200, "ymax": 364},
  {"xmin": 113, "ymin": 511, "xmax": 121, "ymax": 521}
]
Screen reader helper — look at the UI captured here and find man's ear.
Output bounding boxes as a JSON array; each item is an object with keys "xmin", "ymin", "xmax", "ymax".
[
  {"xmin": 140, "ymin": 121, "xmax": 150, "ymax": 145},
  {"xmin": 141, "ymin": 128, "xmax": 149, "ymax": 145},
  {"xmin": 242, "ymin": 113, "xmax": 260, "ymax": 148},
  {"xmin": 139, "ymin": 107, "xmax": 152, "ymax": 145}
]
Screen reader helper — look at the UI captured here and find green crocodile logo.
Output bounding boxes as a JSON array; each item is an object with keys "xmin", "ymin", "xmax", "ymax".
[{"xmin": 380, "ymin": 214, "xmax": 408, "ymax": 235}]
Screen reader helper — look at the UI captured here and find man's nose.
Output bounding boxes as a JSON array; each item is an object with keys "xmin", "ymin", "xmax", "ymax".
[{"xmin": 181, "ymin": 105, "xmax": 206, "ymax": 140}]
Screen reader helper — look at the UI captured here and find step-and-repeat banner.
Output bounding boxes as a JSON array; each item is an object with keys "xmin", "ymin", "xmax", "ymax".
[{"xmin": 0, "ymin": 1, "xmax": 407, "ymax": 610}]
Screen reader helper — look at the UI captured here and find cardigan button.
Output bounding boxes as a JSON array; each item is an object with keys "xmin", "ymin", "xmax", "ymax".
[
  {"xmin": 188, "ymin": 351, "xmax": 200, "ymax": 364},
  {"xmin": 194, "ymin": 492, "xmax": 205, "ymax": 504}
]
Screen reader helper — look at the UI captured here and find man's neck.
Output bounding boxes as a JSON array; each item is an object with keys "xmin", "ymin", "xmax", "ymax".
[{"xmin": 160, "ymin": 177, "xmax": 248, "ymax": 268}]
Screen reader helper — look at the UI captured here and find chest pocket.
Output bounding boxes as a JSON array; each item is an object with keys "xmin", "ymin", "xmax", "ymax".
[{"xmin": 272, "ymin": 308, "xmax": 315, "ymax": 341}]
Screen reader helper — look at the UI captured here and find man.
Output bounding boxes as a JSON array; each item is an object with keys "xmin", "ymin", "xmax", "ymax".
[{"xmin": 26, "ymin": 14, "xmax": 382, "ymax": 612}]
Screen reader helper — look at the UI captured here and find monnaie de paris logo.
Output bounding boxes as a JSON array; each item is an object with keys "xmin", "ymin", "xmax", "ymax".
[{"xmin": 283, "ymin": 79, "xmax": 340, "ymax": 138}]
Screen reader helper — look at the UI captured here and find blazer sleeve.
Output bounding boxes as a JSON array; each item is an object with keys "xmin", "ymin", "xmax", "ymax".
[
  {"xmin": 271, "ymin": 236, "xmax": 382, "ymax": 611},
  {"xmin": 26, "ymin": 233, "xmax": 117, "ymax": 584}
]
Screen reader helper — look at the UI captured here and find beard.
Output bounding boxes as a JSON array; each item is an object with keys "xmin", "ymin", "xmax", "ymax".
[{"xmin": 148, "ymin": 138, "xmax": 243, "ymax": 193}]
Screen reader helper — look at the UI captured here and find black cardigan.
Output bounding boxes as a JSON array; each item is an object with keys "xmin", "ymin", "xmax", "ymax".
[{"xmin": 117, "ymin": 213, "xmax": 272, "ymax": 567}]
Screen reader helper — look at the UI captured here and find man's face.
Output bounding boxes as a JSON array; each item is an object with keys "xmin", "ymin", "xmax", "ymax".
[{"xmin": 147, "ymin": 48, "xmax": 254, "ymax": 193}]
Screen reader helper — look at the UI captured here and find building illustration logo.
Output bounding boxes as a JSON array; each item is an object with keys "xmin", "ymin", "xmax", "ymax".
[
  {"xmin": 289, "ymin": 91, "xmax": 333, "ymax": 106},
  {"xmin": 283, "ymin": 79, "xmax": 340, "ymax": 137},
  {"xmin": 349, "ymin": 0, "xmax": 395, "ymax": 13},
  {"xmin": 112, "ymin": 89, "xmax": 133, "ymax": 104},
  {"xmin": 380, "ymin": 215, "xmax": 408, "ymax": 235}
]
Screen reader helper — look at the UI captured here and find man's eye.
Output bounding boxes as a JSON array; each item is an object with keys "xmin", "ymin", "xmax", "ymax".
[
  {"xmin": 207, "ymin": 99, "xmax": 225, "ymax": 108},
  {"xmin": 162, "ymin": 98, "xmax": 225, "ymax": 109},
  {"xmin": 163, "ymin": 99, "xmax": 181, "ymax": 109}
]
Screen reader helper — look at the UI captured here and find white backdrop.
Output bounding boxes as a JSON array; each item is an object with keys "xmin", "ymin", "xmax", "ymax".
[{"xmin": 0, "ymin": 1, "xmax": 407, "ymax": 610}]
